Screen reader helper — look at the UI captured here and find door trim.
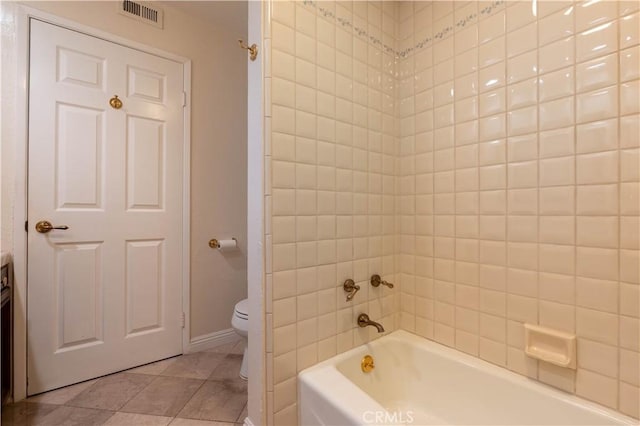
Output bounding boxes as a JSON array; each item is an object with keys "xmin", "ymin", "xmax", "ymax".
[
  {"xmin": 246, "ymin": 1, "xmax": 265, "ymax": 424},
  {"xmin": 12, "ymin": 5, "xmax": 192, "ymax": 401}
]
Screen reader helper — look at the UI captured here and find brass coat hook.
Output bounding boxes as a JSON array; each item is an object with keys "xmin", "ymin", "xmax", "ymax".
[{"xmin": 238, "ymin": 39, "xmax": 258, "ymax": 61}]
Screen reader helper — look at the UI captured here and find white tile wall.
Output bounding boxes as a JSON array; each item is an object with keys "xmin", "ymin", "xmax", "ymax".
[
  {"xmin": 265, "ymin": 1, "xmax": 398, "ymax": 423},
  {"xmin": 399, "ymin": 0, "xmax": 639, "ymax": 418},
  {"xmin": 265, "ymin": 0, "xmax": 640, "ymax": 423}
]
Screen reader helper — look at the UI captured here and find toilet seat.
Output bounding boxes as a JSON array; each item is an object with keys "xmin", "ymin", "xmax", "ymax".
[
  {"xmin": 232, "ymin": 298, "xmax": 249, "ymax": 336},
  {"xmin": 230, "ymin": 298, "xmax": 249, "ymax": 380},
  {"xmin": 234, "ymin": 298, "xmax": 249, "ymax": 320}
]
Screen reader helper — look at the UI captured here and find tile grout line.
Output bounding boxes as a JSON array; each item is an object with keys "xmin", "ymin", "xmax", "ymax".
[{"xmin": 44, "ymin": 346, "xmax": 244, "ymax": 424}]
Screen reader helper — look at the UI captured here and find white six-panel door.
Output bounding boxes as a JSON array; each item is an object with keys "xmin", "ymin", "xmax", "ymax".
[{"xmin": 27, "ymin": 19, "xmax": 185, "ymax": 395}]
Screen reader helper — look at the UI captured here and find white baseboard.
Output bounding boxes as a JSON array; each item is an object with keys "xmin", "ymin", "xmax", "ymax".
[
  {"xmin": 244, "ymin": 416, "xmax": 255, "ymax": 426},
  {"xmin": 187, "ymin": 328, "xmax": 239, "ymax": 353}
]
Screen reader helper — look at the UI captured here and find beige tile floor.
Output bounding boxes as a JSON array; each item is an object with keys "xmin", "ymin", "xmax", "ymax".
[{"xmin": 2, "ymin": 340, "xmax": 248, "ymax": 426}]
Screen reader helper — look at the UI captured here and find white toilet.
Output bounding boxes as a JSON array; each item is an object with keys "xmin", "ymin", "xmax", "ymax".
[{"xmin": 231, "ymin": 298, "xmax": 249, "ymax": 380}]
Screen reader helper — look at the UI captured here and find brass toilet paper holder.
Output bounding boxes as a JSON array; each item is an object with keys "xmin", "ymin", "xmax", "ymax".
[{"xmin": 209, "ymin": 238, "xmax": 237, "ymax": 249}]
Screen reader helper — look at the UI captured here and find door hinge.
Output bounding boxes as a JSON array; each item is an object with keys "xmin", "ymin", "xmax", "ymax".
[
  {"xmin": 181, "ymin": 312, "xmax": 186, "ymax": 328},
  {"xmin": 182, "ymin": 91, "xmax": 187, "ymax": 107},
  {"xmin": 25, "ymin": 221, "xmax": 28, "ymax": 232}
]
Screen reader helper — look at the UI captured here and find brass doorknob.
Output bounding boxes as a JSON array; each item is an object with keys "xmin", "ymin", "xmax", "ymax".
[
  {"xmin": 35, "ymin": 220, "xmax": 69, "ymax": 234},
  {"xmin": 109, "ymin": 95, "xmax": 123, "ymax": 109}
]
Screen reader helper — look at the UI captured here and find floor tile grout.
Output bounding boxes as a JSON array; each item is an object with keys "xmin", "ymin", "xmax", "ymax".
[
  {"xmin": 4, "ymin": 343, "xmax": 247, "ymax": 426},
  {"xmin": 172, "ymin": 376, "xmax": 208, "ymax": 419},
  {"xmin": 236, "ymin": 402, "xmax": 248, "ymax": 423}
]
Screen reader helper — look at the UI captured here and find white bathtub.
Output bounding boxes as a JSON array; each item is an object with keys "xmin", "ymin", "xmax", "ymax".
[{"xmin": 299, "ymin": 331, "xmax": 636, "ymax": 425}]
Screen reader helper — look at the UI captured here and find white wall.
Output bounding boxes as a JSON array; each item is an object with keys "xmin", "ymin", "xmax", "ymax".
[
  {"xmin": 1, "ymin": 2, "xmax": 19, "ymax": 254},
  {"xmin": 0, "ymin": 0, "xmax": 248, "ymax": 342}
]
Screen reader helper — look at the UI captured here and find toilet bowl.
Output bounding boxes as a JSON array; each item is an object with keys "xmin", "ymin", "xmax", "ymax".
[{"xmin": 231, "ymin": 298, "xmax": 249, "ymax": 379}]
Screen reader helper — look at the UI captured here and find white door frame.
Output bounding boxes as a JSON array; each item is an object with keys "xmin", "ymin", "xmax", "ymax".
[
  {"xmin": 11, "ymin": 5, "xmax": 192, "ymax": 401},
  {"xmin": 246, "ymin": 1, "xmax": 265, "ymax": 425}
]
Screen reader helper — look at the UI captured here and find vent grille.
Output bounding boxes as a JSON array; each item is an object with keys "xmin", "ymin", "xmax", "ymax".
[{"xmin": 118, "ymin": 0, "xmax": 164, "ymax": 29}]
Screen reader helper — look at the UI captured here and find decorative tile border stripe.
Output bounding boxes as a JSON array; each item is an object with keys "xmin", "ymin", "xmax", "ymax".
[
  {"xmin": 303, "ymin": 0, "xmax": 397, "ymax": 55},
  {"xmin": 455, "ymin": 1, "xmax": 506, "ymax": 29},
  {"xmin": 397, "ymin": 1, "xmax": 505, "ymax": 58},
  {"xmin": 301, "ymin": 0, "xmax": 505, "ymax": 59}
]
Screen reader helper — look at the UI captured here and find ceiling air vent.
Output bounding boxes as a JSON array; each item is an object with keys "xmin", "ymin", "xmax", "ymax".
[{"xmin": 117, "ymin": 0, "xmax": 164, "ymax": 29}]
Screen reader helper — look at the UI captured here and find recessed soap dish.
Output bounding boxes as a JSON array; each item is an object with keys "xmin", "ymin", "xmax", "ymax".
[{"xmin": 524, "ymin": 324, "xmax": 577, "ymax": 369}]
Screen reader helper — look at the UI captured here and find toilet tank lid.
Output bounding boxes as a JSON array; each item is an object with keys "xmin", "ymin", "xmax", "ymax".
[{"xmin": 234, "ymin": 298, "xmax": 249, "ymax": 316}]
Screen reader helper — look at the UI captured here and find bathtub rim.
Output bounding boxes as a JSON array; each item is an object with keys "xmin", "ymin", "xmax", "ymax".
[
  {"xmin": 299, "ymin": 360, "xmax": 387, "ymax": 425},
  {"xmin": 298, "ymin": 330, "xmax": 637, "ymax": 425}
]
